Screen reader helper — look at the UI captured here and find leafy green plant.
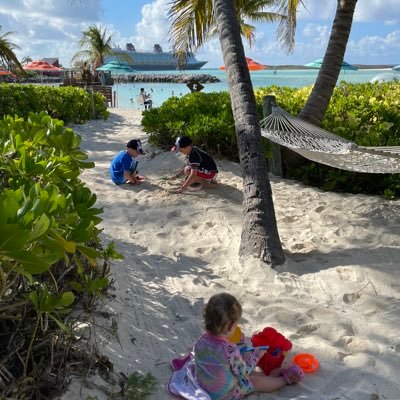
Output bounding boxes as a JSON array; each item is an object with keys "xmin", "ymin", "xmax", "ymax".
[
  {"xmin": 124, "ymin": 372, "xmax": 158, "ymax": 400},
  {"xmin": 0, "ymin": 112, "xmax": 121, "ymax": 398},
  {"xmin": 0, "ymin": 84, "xmax": 109, "ymax": 123},
  {"xmin": 25, "ymin": 286, "xmax": 75, "ymax": 375},
  {"xmin": 258, "ymin": 82, "xmax": 400, "ymax": 197},
  {"xmin": 142, "ymin": 82, "xmax": 400, "ymax": 197},
  {"xmin": 141, "ymin": 92, "xmax": 238, "ymax": 159}
]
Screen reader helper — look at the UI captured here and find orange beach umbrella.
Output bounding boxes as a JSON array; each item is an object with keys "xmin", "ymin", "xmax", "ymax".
[
  {"xmin": 23, "ymin": 60, "xmax": 62, "ymax": 72},
  {"xmin": 219, "ymin": 57, "xmax": 267, "ymax": 71}
]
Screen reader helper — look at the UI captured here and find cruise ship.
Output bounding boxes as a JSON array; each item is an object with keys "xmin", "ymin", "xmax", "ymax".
[{"xmin": 107, "ymin": 43, "xmax": 208, "ymax": 71}]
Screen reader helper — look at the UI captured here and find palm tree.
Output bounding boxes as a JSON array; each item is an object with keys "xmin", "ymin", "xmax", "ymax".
[
  {"xmin": 21, "ymin": 56, "xmax": 33, "ymax": 65},
  {"xmin": 170, "ymin": 0, "xmax": 297, "ymax": 265},
  {"xmin": 0, "ymin": 28, "xmax": 24, "ymax": 73},
  {"xmin": 169, "ymin": 0, "xmax": 302, "ymax": 265},
  {"xmin": 213, "ymin": 0, "xmax": 285, "ymax": 264},
  {"xmin": 299, "ymin": 0, "xmax": 358, "ymax": 125},
  {"xmin": 71, "ymin": 25, "xmax": 115, "ymax": 73},
  {"xmin": 168, "ymin": 0, "xmax": 358, "ymax": 265}
]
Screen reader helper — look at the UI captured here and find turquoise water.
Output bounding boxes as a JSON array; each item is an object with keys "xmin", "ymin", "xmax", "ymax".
[{"xmin": 114, "ymin": 68, "xmax": 390, "ymax": 109}]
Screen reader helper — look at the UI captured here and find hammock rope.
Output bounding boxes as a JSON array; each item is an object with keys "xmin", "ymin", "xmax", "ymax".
[{"xmin": 260, "ymin": 106, "xmax": 400, "ymax": 174}]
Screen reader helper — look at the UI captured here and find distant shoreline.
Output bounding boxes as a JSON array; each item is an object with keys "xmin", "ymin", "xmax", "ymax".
[{"xmin": 264, "ymin": 64, "xmax": 396, "ymax": 70}]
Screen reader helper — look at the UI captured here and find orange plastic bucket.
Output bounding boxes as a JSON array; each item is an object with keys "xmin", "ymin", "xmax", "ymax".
[{"xmin": 293, "ymin": 353, "xmax": 319, "ymax": 373}]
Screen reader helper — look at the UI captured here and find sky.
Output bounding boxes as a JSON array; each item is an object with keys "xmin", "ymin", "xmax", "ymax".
[{"xmin": 0, "ymin": 0, "xmax": 399, "ymax": 69}]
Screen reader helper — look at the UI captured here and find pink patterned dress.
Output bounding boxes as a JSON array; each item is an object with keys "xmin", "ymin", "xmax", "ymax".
[{"xmin": 194, "ymin": 332, "xmax": 262, "ymax": 400}]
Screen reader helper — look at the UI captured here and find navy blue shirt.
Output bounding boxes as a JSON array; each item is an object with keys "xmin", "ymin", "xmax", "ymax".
[{"xmin": 187, "ymin": 146, "xmax": 218, "ymax": 173}]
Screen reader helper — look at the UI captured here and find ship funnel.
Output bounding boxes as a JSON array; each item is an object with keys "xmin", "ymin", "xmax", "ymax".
[
  {"xmin": 153, "ymin": 44, "xmax": 163, "ymax": 53},
  {"xmin": 126, "ymin": 43, "xmax": 136, "ymax": 52}
]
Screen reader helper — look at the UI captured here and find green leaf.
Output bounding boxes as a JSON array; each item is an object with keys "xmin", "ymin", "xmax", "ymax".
[
  {"xmin": 70, "ymin": 281, "xmax": 84, "ymax": 292},
  {"xmin": 0, "ymin": 225, "xmax": 30, "ymax": 252},
  {"xmin": 60, "ymin": 291, "xmax": 75, "ymax": 307},
  {"xmin": 28, "ymin": 214, "xmax": 50, "ymax": 242},
  {"xmin": 8, "ymin": 250, "xmax": 53, "ymax": 274},
  {"xmin": 51, "ymin": 232, "xmax": 77, "ymax": 253},
  {"xmin": 48, "ymin": 314, "xmax": 73, "ymax": 335},
  {"xmin": 77, "ymin": 245, "xmax": 99, "ymax": 266}
]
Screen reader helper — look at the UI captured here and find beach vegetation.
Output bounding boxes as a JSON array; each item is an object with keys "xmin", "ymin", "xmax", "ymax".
[
  {"xmin": 143, "ymin": 81, "xmax": 400, "ymax": 197},
  {"xmin": 259, "ymin": 81, "xmax": 400, "ymax": 197},
  {"xmin": 124, "ymin": 372, "xmax": 158, "ymax": 400},
  {"xmin": 20, "ymin": 55, "xmax": 32, "ymax": 65},
  {"xmin": 299, "ymin": 0, "xmax": 358, "ymax": 126},
  {"xmin": 0, "ymin": 112, "xmax": 121, "ymax": 398},
  {"xmin": 71, "ymin": 25, "xmax": 131, "ymax": 75},
  {"xmin": 165, "ymin": 0, "xmax": 381, "ymax": 265},
  {"xmin": 0, "ymin": 27, "xmax": 24, "ymax": 74},
  {"xmin": 142, "ymin": 92, "xmax": 239, "ymax": 159},
  {"xmin": 0, "ymin": 83, "xmax": 108, "ymax": 123}
]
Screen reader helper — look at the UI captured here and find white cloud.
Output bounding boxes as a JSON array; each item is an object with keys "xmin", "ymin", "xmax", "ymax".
[
  {"xmin": 297, "ymin": 0, "xmax": 400, "ymax": 24},
  {"xmin": 0, "ymin": 0, "xmax": 399, "ymax": 69},
  {"xmin": 0, "ymin": 0, "xmax": 103, "ymax": 66},
  {"xmin": 302, "ymin": 24, "xmax": 329, "ymax": 41},
  {"xmin": 347, "ymin": 30, "xmax": 400, "ymax": 62},
  {"xmin": 354, "ymin": 0, "xmax": 400, "ymax": 23},
  {"xmin": 128, "ymin": 0, "xmax": 170, "ymax": 51},
  {"xmin": 297, "ymin": 0, "xmax": 336, "ymax": 20}
]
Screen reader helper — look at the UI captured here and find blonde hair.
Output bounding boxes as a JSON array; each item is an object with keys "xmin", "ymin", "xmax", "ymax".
[{"xmin": 203, "ymin": 293, "xmax": 242, "ymax": 335}]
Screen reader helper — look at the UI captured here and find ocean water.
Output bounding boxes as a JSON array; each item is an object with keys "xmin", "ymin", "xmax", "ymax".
[{"xmin": 114, "ymin": 68, "xmax": 391, "ymax": 109}]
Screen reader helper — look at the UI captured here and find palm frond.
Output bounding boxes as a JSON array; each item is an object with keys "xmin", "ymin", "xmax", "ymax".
[
  {"xmin": 168, "ymin": 0, "xmax": 214, "ymax": 64},
  {"xmin": 276, "ymin": 0, "xmax": 306, "ymax": 53},
  {"xmin": 240, "ymin": 22, "xmax": 256, "ymax": 47},
  {"xmin": 0, "ymin": 30, "xmax": 24, "ymax": 73}
]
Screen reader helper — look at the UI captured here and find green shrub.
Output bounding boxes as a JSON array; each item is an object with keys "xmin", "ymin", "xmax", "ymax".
[
  {"xmin": 0, "ymin": 83, "xmax": 109, "ymax": 123},
  {"xmin": 141, "ymin": 92, "xmax": 238, "ymax": 159},
  {"xmin": 0, "ymin": 112, "xmax": 121, "ymax": 398},
  {"xmin": 142, "ymin": 81, "xmax": 400, "ymax": 197},
  {"xmin": 255, "ymin": 81, "xmax": 400, "ymax": 197},
  {"xmin": 124, "ymin": 372, "xmax": 158, "ymax": 400}
]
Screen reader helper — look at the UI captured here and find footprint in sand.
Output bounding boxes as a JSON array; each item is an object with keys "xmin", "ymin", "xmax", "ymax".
[
  {"xmin": 295, "ymin": 324, "xmax": 320, "ymax": 337},
  {"xmin": 281, "ymin": 215, "xmax": 298, "ymax": 223},
  {"xmin": 167, "ymin": 210, "xmax": 181, "ymax": 218},
  {"xmin": 156, "ymin": 232, "xmax": 168, "ymax": 239},
  {"xmin": 343, "ymin": 292, "xmax": 361, "ymax": 304}
]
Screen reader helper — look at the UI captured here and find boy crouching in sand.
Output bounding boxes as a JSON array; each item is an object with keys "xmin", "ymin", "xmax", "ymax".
[
  {"xmin": 170, "ymin": 136, "xmax": 218, "ymax": 193},
  {"xmin": 110, "ymin": 139, "xmax": 145, "ymax": 185}
]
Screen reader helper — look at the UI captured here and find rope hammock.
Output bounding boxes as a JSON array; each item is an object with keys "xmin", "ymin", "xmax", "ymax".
[{"xmin": 260, "ymin": 106, "xmax": 400, "ymax": 174}]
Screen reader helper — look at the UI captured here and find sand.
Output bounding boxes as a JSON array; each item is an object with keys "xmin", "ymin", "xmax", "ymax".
[{"xmin": 61, "ymin": 108, "xmax": 400, "ymax": 400}]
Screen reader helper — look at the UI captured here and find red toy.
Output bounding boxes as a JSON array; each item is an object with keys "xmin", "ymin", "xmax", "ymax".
[{"xmin": 251, "ymin": 327, "xmax": 292, "ymax": 375}]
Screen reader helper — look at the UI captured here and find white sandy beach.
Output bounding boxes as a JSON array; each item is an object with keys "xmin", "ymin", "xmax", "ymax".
[{"xmin": 61, "ymin": 108, "xmax": 400, "ymax": 400}]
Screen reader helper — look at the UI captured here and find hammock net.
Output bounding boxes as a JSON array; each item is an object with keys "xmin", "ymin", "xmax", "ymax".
[{"xmin": 260, "ymin": 106, "xmax": 400, "ymax": 174}]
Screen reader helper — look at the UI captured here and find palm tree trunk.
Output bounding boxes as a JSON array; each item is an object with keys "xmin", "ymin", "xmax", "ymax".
[
  {"xmin": 213, "ymin": 0, "xmax": 285, "ymax": 266},
  {"xmin": 299, "ymin": 0, "xmax": 358, "ymax": 125}
]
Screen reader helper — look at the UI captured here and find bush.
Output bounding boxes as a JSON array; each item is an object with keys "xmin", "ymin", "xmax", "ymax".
[
  {"xmin": 255, "ymin": 81, "xmax": 400, "ymax": 197},
  {"xmin": 0, "ymin": 83, "xmax": 109, "ymax": 123},
  {"xmin": 141, "ymin": 92, "xmax": 239, "ymax": 159},
  {"xmin": 141, "ymin": 81, "xmax": 400, "ymax": 197},
  {"xmin": 0, "ymin": 112, "xmax": 121, "ymax": 399}
]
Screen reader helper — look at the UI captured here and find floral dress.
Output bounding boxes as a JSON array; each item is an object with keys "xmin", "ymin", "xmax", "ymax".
[{"xmin": 194, "ymin": 332, "xmax": 262, "ymax": 400}]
